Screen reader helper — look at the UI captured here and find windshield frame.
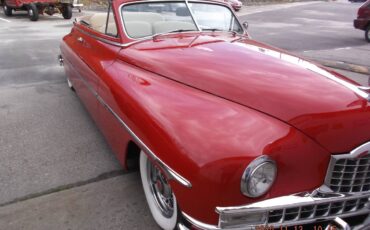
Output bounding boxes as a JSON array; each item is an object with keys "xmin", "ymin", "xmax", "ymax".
[{"xmin": 119, "ymin": 0, "xmax": 245, "ymax": 41}]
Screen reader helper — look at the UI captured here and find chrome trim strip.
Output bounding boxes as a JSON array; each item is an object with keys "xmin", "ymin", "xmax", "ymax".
[
  {"xmin": 216, "ymin": 190, "xmax": 370, "ymax": 214},
  {"xmin": 182, "ymin": 212, "xmax": 220, "ymax": 230},
  {"xmin": 63, "ymin": 58, "xmax": 192, "ymax": 188},
  {"xmin": 177, "ymin": 223, "xmax": 190, "ymax": 230},
  {"xmin": 185, "ymin": 0, "xmax": 201, "ymax": 32},
  {"xmin": 335, "ymin": 141, "xmax": 370, "ymax": 160},
  {"xmin": 74, "ymin": 26, "xmax": 124, "ymax": 47}
]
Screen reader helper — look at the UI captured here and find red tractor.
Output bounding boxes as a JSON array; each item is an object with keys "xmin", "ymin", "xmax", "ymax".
[{"xmin": 2, "ymin": 0, "xmax": 73, "ymax": 21}]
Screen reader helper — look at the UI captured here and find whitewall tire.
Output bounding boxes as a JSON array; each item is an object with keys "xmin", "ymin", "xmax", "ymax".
[{"xmin": 140, "ymin": 151, "xmax": 178, "ymax": 230}]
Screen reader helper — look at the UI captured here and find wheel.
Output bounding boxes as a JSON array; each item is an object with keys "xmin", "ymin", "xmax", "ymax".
[
  {"xmin": 28, "ymin": 3, "xmax": 39, "ymax": 21},
  {"xmin": 3, "ymin": 4, "xmax": 12, "ymax": 16},
  {"xmin": 140, "ymin": 152, "xmax": 178, "ymax": 230},
  {"xmin": 62, "ymin": 4, "xmax": 72, "ymax": 19},
  {"xmin": 366, "ymin": 25, "xmax": 370, "ymax": 43}
]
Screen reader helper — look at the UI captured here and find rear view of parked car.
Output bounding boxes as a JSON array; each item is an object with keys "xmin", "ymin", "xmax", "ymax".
[
  {"xmin": 354, "ymin": 0, "xmax": 370, "ymax": 42},
  {"xmin": 2, "ymin": 0, "xmax": 73, "ymax": 21}
]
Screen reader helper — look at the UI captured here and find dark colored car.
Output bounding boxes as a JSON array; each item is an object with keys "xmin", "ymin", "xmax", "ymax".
[{"xmin": 354, "ymin": 0, "xmax": 370, "ymax": 42}]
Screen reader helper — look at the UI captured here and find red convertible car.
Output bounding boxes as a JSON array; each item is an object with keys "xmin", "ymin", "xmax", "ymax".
[{"xmin": 59, "ymin": 0, "xmax": 370, "ymax": 229}]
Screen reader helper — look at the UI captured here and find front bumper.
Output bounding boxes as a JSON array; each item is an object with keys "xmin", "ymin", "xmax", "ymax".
[
  {"xmin": 181, "ymin": 187, "xmax": 370, "ymax": 230},
  {"xmin": 354, "ymin": 19, "xmax": 369, "ymax": 31}
]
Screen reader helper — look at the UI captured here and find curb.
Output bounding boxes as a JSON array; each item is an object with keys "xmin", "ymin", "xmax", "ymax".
[{"xmin": 313, "ymin": 59, "xmax": 370, "ymax": 75}]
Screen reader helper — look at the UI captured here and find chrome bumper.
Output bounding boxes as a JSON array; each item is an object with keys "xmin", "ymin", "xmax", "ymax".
[{"xmin": 181, "ymin": 187, "xmax": 370, "ymax": 230}]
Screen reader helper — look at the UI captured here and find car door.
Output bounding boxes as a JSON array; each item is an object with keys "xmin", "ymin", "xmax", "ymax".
[{"xmin": 76, "ymin": 11, "xmax": 131, "ymax": 166}]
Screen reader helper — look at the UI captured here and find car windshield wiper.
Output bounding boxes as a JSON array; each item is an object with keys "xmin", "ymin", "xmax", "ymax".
[
  {"xmin": 202, "ymin": 28, "xmax": 223, "ymax": 32},
  {"xmin": 152, "ymin": 29, "xmax": 198, "ymax": 39}
]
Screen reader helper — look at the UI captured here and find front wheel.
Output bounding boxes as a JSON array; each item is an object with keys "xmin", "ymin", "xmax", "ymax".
[
  {"xmin": 366, "ymin": 25, "xmax": 370, "ymax": 43},
  {"xmin": 28, "ymin": 3, "xmax": 39, "ymax": 21},
  {"xmin": 3, "ymin": 5, "xmax": 12, "ymax": 16},
  {"xmin": 140, "ymin": 152, "xmax": 178, "ymax": 230},
  {"xmin": 62, "ymin": 4, "xmax": 72, "ymax": 19}
]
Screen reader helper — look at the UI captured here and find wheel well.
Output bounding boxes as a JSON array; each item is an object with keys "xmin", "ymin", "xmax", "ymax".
[{"xmin": 126, "ymin": 141, "xmax": 141, "ymax": 171}]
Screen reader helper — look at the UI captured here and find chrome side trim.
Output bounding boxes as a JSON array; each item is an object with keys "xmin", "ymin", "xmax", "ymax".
[
  {"xmin": 177, "ymin": 223, "xmax": 190, "ymax": 230},
  {"xmin": 74, "ymin": 26, "xmax": 124, "ymax": 47},
  {"xmin": 63, "ymin": 58, "xmax": 192, "ymax": 188}
]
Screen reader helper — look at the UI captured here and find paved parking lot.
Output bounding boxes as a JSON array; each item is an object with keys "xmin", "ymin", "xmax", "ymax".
[
  {"xmin": 0, "ymin": 10, "xmax": 160, "ymax": 230},
  {"xmin": 0, "ymin": 1, "xmax": 369, "ymax": 229}
]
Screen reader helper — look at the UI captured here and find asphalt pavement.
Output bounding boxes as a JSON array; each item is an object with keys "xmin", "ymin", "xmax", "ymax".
[{"xmin": 0, "ymin": 1, "xmax": 369, "ymax": 229}]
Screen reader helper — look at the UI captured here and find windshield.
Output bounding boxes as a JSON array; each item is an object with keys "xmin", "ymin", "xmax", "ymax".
[{"xmin": 121, "ymin": 1, "xmax": 242, "ymax": 39}]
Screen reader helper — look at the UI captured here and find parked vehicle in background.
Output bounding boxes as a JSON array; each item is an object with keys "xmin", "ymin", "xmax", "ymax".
[
  {"xmin": 2, "ymin": 0, "xmax": 73, "ymax": 21},
  {"xmin": 349, "ymin": 0, "xmax": 367, "ymax": 3},
  {"xmin": 224, "ymin": 0, "xmax": 241, "ymax": 11},
  {"xmin": 72, "ymin": 0, "xmax": 82, "ymax": 12},
  {"xmin": 354, "ymin": 0, "xmax": 370, "ymax": 42}
]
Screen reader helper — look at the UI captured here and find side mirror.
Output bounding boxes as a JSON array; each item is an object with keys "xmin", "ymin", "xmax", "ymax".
[{"xmin": 242, "ymin": 21, "xmax": 249, "ymax": 31}]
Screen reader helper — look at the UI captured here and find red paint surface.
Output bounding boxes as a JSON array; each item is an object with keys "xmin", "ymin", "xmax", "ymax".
[{"xmin": 60, "ymin": 0, "xmax": 370, "ymax": 225}]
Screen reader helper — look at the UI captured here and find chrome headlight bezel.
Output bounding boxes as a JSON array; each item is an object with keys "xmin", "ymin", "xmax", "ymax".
[{"xmin": 241, "ymin": 155, "xmax": 277, "ymax": 198}]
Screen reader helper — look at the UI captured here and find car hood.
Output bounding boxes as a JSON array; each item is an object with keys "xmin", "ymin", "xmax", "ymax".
[{"xmin": 119, "ymin": 34, "xmax": 370, "ymax": 153}]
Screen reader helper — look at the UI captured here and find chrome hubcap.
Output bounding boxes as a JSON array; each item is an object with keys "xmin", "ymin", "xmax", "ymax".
[
  {"xmin": 29, "ymin": 9, "xmax": 33, "ymax": 16},
  {"xmin": 147, "ymin": 161, "xmax": 174, "ymax": 218}
]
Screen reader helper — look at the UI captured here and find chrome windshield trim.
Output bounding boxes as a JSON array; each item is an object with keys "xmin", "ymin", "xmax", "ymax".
[
  {"xmin": 63, "ymin": 58, "xmax": 192, "ymax": 188},
  {"xmin": 185, "ymin": 0, "xmax": 201, "ymax": 32}
]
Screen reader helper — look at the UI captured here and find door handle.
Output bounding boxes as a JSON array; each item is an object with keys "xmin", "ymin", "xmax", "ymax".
[{"xmin": 77, "ymin": 37, "xmax": 84, "ymax": 43}]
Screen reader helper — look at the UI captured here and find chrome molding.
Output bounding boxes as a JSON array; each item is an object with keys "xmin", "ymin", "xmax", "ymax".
[
  {"xmin": 185, "ymin": 0, "xmax": 201, "ymax": 32},
  {"xmin": 74, "ymin": 26, "xmax": 125, "ymax": 47},
  {"xmin": 63, "ymin": 58, "xmax": 192, "ymax": 188},
  {"xmin": 210, "ymin": 190, "xmax": 369, "ymax": 229},
  {"xmin": 182, "ymin": 212, "xmax": 221, "ymax": 230}
]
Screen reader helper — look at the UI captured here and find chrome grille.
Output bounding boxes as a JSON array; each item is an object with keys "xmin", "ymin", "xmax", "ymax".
[
  {"xmin": 328, "ymin": 154, "xmax": 370, "ymax": 193},
  {"xmin": 268, "ymin": 196, "xmax": 370, "ymax": 224}
]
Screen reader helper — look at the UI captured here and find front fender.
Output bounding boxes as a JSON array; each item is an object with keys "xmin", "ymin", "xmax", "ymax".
[{"xmin": 105, "ymin": 59, "xmax": 331, "ymax": 226}]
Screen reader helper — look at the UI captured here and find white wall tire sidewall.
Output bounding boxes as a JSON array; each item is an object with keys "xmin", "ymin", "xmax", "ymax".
[{"xmin": 140, "ymin": 152, "xmax": 178, "ymax": 230}]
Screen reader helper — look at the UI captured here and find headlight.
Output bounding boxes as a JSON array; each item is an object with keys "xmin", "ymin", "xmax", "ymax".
[{"xmin": 241, "ymin": 155, "xmax": 277, "ymax": 198}]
